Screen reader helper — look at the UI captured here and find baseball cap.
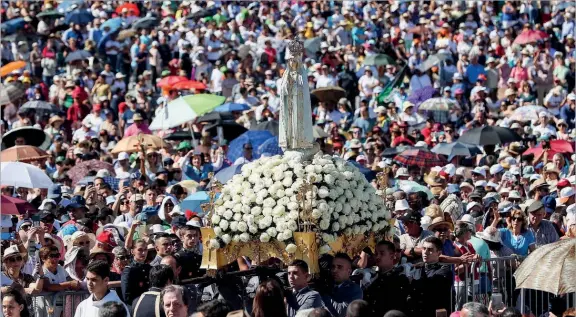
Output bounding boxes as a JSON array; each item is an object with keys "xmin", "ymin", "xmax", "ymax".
[
  {"xmin": 471, "ymin": 167, "xmax": 486, "ymax": 177},
  {"xmin": 129, "ymin": 194, "xmax": 144, "ymax": 202},
  {"xmin": 399, "ymin": 211, "xmax": 422, "ymax": 223},
  {"xmin": 67, "ymin": 195, "xmax": 87, "ymax": 209},
  {"xmin": 171, "ymin": 215, "xmax": 187, "ymax": 228},
  {"xmin": 118, "ymin": 152, "xmax": 129, "ymax": 160},
  {"xmin": 47, "ymin": 184, "xmax": 62, "ymax": 200}
]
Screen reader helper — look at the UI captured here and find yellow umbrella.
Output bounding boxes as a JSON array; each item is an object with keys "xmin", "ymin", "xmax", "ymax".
[
  {"xmin": 0, "ymin": 61, "xmax": 26, "ymax": 77},
  {"xmin": 111, "ymin": 134, "xmax": 164, "ymax": 154}
]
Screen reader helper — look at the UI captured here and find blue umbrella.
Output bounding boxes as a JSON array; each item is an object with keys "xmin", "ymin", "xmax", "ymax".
[
  {"xmin": 214, "ymin": 164, "xmax": 244, "ymax": 184},
  {"xmin": 257, "ymin": 136, "xmax": 283, "ymax": 157},
  {"xmin": 65, "ymin": 50, "xmax": 92, "ymax": 63},
  {"xmin": 214, "ymin": 103, "xmax": 250, "ymax": 113},
  {"xmin": 180, "ymin": 191, "xmax": 220, "ymax": 216},
  {"xmin": 1, "ymin": 18, "xmax": 25, "ymax": 35},
  {"xmin": 100, "ymin": 18, "xmax": 123, "ymax": 33},
  {"xmin": 65, "ymin": 10, "xmax": 94, "ymax": 25},
  {"xmin": 58, "ymin": 0, "xmax": 85, "ymax": 13},
  {"xmin": 227, "ymin": 130, "xmax": 274, "ymax": 163},
  {"xmin": 348, "ymin": 161, "xmax": 376, "ymax": 182}
]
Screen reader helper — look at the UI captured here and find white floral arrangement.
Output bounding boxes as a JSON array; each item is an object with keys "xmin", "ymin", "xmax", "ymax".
[{"xmin": 208, "ymin": 152, "xmax": 391, "ymax": 255}]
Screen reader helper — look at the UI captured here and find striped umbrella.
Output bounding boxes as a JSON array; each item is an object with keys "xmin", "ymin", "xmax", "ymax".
[{"xmin": 394, "ymin": 149, "xmax": 447, "ymax": 168}]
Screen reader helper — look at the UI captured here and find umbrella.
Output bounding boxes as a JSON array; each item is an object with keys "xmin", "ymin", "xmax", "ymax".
[
  {"xmin": 0, "ymin": 82, "xmax": 26, "ymax": 105},
  {"xmin": 204, "ymin": 121, "xmax": 248, "ymax": 142},
  {"xmin": 363, "ymin": 54, "xmax": 395, "ymax": 66},
  {"xmin": 214, "ymin": 103, "xmax": 250, "ymax": 113},
  {"xmin": 396, "ymin": 180, "xmax": 434, "ymax": 200},
  {"xmin": 0, "ymin": 61, "xmax": 27, "ymax": 77},
  {"xmin": 417, "ymin": 53, "xmax": 453, "ymax": 72},
  {"xmin": 252, "ymin": 120, "xmax": 279, "ymax": 136},
  {"xmin": 163, "ymin": 131, "xmax": 201, "ymax": 142},
  {"xmin": 67, "ymin": 160, "xmax": 115, "ymax": 185},
  {"xmin": 77, "ymin": 176, "xmax": 120, "ymax": 190},
  {"xmin": 311, "ymin": 86, "xmax": 346, "ymax": 103},
  {"xmin": 57, "ymin": 0, "xmax": 85, "ymax": 13},
  {"xmin": 180, "ymin": 191, "xmax": 220, "ymax": 216},
  {"xmin": 37, "ymin": 10, "xmax": 65, "ymax": 19},
  {"xmin": 132, "ymin": 16, "xmax": 159, "ymax": 29},
  {"xmin": 64, "ymin": 10, "xmax": 94, "ymax": 25},
  {"xmin": 149, "ymin": 94, "xmax": 226, "ymax": 130},
  {"xmin": 227, "ymin": 131, "xmax": 275, "ymax": 163},
  {"xmin": 100, "ymin": 17, "xmax": 123, "ymax": 33},
  {"xmin": 0, "ymin": 162, "xmax": 53, "ymax": 188},
  {"xmin": 1, "ymin": 18, "xmax": 25, "ymax": 35},
  {"xmin": 65, "ymin": 50, "xmax": 92, "ymax": 63},
  {"xmin": 394, "ymin": 149, "xmax": 448, "ymax": 168},
  {"xmin": 236, "ymin": 45, "xmax": 254, "ymax": 60},
  {"xmin": 2, "ymin": 33, "xmax": 39, "ymax": 44},
  {"xmin": 214, "ymin": 164, "xmax": 244, "ymax": 184},
  {"xmin": 2, "ymin": 127, "xmax": 48, "ymax": 148},
  {"xmin": 196, "ymin": 112, "xmax": 235, "ymax": 124},
  {"xmin": 111, "ymin": 134, "xmax": 164, "ymax": 154},
  {"xmin": 523, "ymin": 140, "xmax": 574, "ymax": 162},
  {"xmin": 304, "ymin": 37, "xmax": 322, "ymax": 57},
  {"xmin": 257, "ymin": 136, "xmax": 283, "ymax": 157},
  {"xmin": 1, "ymin": 195, "xmax": 37, "ymax": 215},
  {"xmin": 514, "ymin": 30, "xmax": 548, "ymax": 45},
  {"xmin": 171, "ymin": 80, "xmax": 207, "ymax": 91},
  {"xmin": 383, "ymin": 146, "xmax": 416, "ymax": 157},
  {"xmin": 509, "ymin": 106, "xmax": 551, "ymax": 122},
  {"xmin": 431, "ymin": 142, "xmax": 482, "ymax": 161},
  {"xmin": 186, "ymin": 8, "xmax": 217, "ymax": 20},
  {"xmin": 407, "ymin": 86, "xmax": 438, "ymax": 107},
  {"xmin": 313, "ymin": 126, "xmax": 329, "ymax": 139},
  {"xmin": 348, "ymin": 161, "xmax": 376, "ymax": 182},
  {"xmin": 117, "ymin": 29, "xmax": 136, "ymax": 41},
  {"xmin": 514, "ymin": 238, "xmax": 575, "ymax": 295},
  {"xmin": 20, "ymin": 100, "xmax": 59, "ymax": 115},
  {"xmin": 116, "ymin": 3, "xmax": 140, "ymax": 16},
  {"xmin": 418, "ymin": 98, "xmax": 460, "ymax": 112},
  {"xmin": 156, "ymin": 76, "xmax": 189, "ymax": 88},
  {"xmin": 458, "ymin": 126, "xmax": 521, "ymax": 146},
  {"xmin": 1, "ymin": 146, "xmax": 48, "ymax": 162}
]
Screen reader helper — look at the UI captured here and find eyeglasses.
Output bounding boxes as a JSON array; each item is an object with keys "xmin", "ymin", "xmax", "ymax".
[
  {"xmin": 512, "ymin": 217, "xmax": 524, "ymax": 222},
  {"xmin": 116, "ymin": 256, "xmax": 129, "ymax": 261},
  {"xmin": 6, "ymin": 256, "xmax": 22, "ymax": 263},
  {"xmin": 20, "ymin": 225, "xmax": 30, "ymax": 231},
  {"xmin": 121, "ymin": 200, "xmax": 130, "ymax": 205},
  {"xmin": 433, "ymin": 228, "xmax": 450, "ymax": 233},
  {"xmin": 244, "ymin": 147, "xmax": 253, "ymax": 150},
  {"xmin": 75, "ymin": 241, "xmax": 89, "ymax": 246}
]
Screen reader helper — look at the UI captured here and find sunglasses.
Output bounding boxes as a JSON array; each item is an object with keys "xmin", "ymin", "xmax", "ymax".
[
  {"xmin": 121, "ymin": 200, "xmax": 130, "ymax": 205},
  {"xmin": 20, "ymin": 225, "xmax": 31, "ymax": 231},
  {"xmin": 512, "ymin": 217, "xmax": 524, "ymax": 222},
  {"xmin": 75, "ymin": 241, "xmax": 90, "ymax": 246},
  {"xmin": 6, "ymin": 256, "xmax": 23, "ymax": 263},
  {"xmin": 433, "ymin": 228, "xmax": 450, "ymax": 233},
  {"xmin": 116, "ymin": 256, "xmax": 129, "ymax": 261},
  {"xmin": 42, "ymin": 218, "xmax": 55, "ymax": 224}
]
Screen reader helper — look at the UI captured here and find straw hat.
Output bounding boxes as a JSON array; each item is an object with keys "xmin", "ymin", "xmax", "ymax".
[
  {"xmin": 49, "ymin": 116, "xmax": 64, "ymax": 125},
  {"xmin": 428, "ymin": 216, "xmax": 454, "ymax": 231}
]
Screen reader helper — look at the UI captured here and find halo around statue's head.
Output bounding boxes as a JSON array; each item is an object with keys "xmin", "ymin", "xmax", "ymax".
[{"xmin": 287, "ymin": 37, "xmax": 304, "ymax": 60}]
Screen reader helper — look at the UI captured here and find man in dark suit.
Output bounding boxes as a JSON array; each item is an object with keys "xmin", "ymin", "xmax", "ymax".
[
  {"xmin": 364, "ymin": 240, "xmax": 410, "ymax": 317},
  {"xmin": 132, "ymin": 265, "xmax": 174, "ymax": 317},
  {"xmin": 408, "ymin": 236, "xmax": 453, "ymax": 316},
  {"xmin": 321, "ymin": 253, "xmax": 363, "ymax": 317},
  {"xmin": 121, "ymin": 239, "xmax": 151, "ymax": 305}
]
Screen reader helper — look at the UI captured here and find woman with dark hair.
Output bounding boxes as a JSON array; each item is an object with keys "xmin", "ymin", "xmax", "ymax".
[
  {"xmin": 180, "ymin": 149, "xmax": 213, "ymax": 182},
  {"xmin": 2, "ymin": 287, "xmax": 30, "ymax": 317},
  {"xmin": 252, "ymin": 279, "xmax": 287, "ymax": 317}
]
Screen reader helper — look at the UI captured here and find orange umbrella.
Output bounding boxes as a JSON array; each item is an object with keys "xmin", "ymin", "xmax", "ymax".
[
  {"xmin": 116, "ymin": 3, "xmax": 140, "ymax": 16},
  {"xmin": 156, "ymin": 76, "xmax": 188, "ymax": 88},
  {"xmin": 0, "ymin": 61, "xmax": 27, "ymax": 77},
  {"xmin": 0, "ymin": 145, "xmax": 48, "ymax": 162},
  {"xmin": 171, "ymin": 80, "xmax": 207, "ymax": 91}
]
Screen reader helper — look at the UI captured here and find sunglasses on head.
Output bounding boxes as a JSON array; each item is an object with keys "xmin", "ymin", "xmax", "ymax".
[{"xmin": 6, "ymin": 256, "xmax": 23, "ymax": 263}]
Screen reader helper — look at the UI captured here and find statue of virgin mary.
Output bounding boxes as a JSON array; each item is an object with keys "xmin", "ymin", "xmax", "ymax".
[{"xmin": 278, "ymin": 38, "xmax": 315, "ymax": 153}]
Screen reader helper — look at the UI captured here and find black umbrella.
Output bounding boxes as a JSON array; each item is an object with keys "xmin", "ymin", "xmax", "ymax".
[
  {"xmin": 0, "ymin": 83, "xmax": 26, "ymax": 105},
  {"xmin": 2, "ymin": 33, "xmax": 39, "ymax": 43},
  {"xmin": 37, "ymin": 10, "xmax": 65, "ymax": 19},
  {"xmin": 65, "ymin": 50, "xmax": 92, "ymax": 63},
  {"xmin": 204, "ymin": 120, "xmax": 248, "ymax": 142},
  {"xmin": 20, "ymin": 101, "xmax": 59, "ymax": 115},
  {"xmin": 382, "ymin": 145, "xmax": 416, "ymax": 158},
  {"xmin": 196, "ymin": 112, "xmax": 234, "ymax": 124},
  {"xmin": 186, "ymin": 8, "xmax": 216, "ymax": 20},
  {"xmin": 2, "ymin": 127, "xmax": 48, "ymax": 148},
  {"xmin": 132, "ymin": 16, "xmax": 159, "ymax": 29},
  {"xmin": 163, "ymin": 131, "xmax": 201, "ymax": 141},
  {"xmin": 252, "ymin": 120, "xmax": 279, "ymax": 137},
  {"xmin": 458, "ymin": 126, "xmax": 522, "ymax": 145}
]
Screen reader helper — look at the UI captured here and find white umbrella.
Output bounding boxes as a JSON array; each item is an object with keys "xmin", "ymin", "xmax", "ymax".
[
  {"xmin": 0, "ymin": 162, "xmax": 54, "ymax": 188},
  {"xmin": 149, "ymin": 101, "xmax": 197, "ymax": 131}
]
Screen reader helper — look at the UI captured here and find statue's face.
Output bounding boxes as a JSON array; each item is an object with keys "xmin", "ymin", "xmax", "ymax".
[{"xmin": 288, "ymin": 59, "xmax": 300, "ymax": 69}]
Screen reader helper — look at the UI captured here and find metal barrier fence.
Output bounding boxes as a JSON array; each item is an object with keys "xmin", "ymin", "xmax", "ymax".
[{"xmin": 30, "ymin": 290, "xmax": 91, "ymax": 317}]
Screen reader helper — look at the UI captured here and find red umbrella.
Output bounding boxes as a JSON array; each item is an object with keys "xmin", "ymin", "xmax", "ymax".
[
  {"xmin": 67, "ymin": 160, "xmax": 115, "ymax": 185},
  {"xmin": 394, "ymin": 149, "xmax": 448, "ymax": 168},
  {"xmin": 171, "ymin": 80, "xmax": 207, "ymax": 91},
  {"xmin": 156, "ymin": 76, "xmax": 189, "ymax": 88},
  {"xmin": 116, "ymin": 3, "xmax": 140, "ymax": 16},
  {"xmin": 1, "ymin": 195, "xmax": 37, "ymax": 215},
  {"xmin": 513, "ymin": 30, "xmax": 548, "ymax": 45},
  {"xmin": 523, "ymin": 140, "xmax": 574, "ymax": 162}
]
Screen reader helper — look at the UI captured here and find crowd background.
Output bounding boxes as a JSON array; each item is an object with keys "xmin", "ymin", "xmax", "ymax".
[{"xmin": 1, "ymin": 0, "xmax": 576, "ymax": 317}]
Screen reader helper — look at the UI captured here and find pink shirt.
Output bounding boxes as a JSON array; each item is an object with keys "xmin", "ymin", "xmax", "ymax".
[
  {"xmin": 510, "ymin": 66, "xmax": 529, "ymax": 84},
  {"xmin": 124, "ymin": 123, "xmax": 152, "ymax": 137}
]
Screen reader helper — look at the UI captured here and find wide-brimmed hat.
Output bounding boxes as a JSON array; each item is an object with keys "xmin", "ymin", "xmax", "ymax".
[
  {"xmin": 2, "ymin": 245, "xmax": 21, "ymax": 261},
  {"xmin": 477, "ymin": 226, "xmax": 501, "ymax": 243},
  {"xmin": 544, "ymin": 163, "xmax": 560, "ymax": 176},
  {"xmin": 529, "ymin": 178, "xmax": 549, "ymax": 194},
  {"xmin": 427, "ymin": 216, "xmax": 454, "ymax": 231},
  {"xmin": 89, "ymin": 245, "xmax": 114, "ymax": 263},
  {"xmin": 394, "ymin": 199, "xmax": 411, "ymax": 212},
  {"xmin": 44, "ymin": 233, "xmax": 63, "ymax": 255},
  {"xmin": 65, "ymin": 231, "xmax": 96, "ymax": 251}
]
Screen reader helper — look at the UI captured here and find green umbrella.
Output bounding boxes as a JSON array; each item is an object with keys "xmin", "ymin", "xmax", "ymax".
[
  {"xmin": 363, "ymin": 54, "xmax": 395, "ymax": 66},
  {"xmin": 37, "ymin": 10, "xmax": 65, "ymax": 19},
  {"xmin": 149, "ymin": 94, "xmax": 226, "ymax": 130}
]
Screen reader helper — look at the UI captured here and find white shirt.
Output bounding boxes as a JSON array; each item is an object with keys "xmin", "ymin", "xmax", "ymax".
[
  {"xmin": 316, "ymin": 74, "xmax": 337, "ymax": 88},
  {"xmin": 82, "ymin": 113, "xmax": 106, "ymax": 133},
  {"xmin": 114, "ymin": 213, "xmax": 134, "ymax": 227},
  {"xmin": 358, "ymin": 75, "xmax": 379, "ymax": 97},
  {"xmin": 72, "ymin": 128, "xmax": 97, "ymax": 142},
  {"xmin": 74, "ymin": 290, "xmax": 129, "ymax": 317},
  {"xmin": 205, "ymin": 39, "xmax": 222, "ymax": 61},
  {"xmin": 210, "ymin": 68, "xmax": 224, "ymax": 93},
  {"xmin": 44, "ymin": 265, "xmax": 68, "ymax": 284}
]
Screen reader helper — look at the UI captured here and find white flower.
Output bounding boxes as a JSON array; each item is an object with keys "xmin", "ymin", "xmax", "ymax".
[
  {"xmin": 240, "ymin": 233, "xmax": 250, "ymax": 243},
  {"xmin": 272, "ymin": 205, "xmax": 286, "ymax": 217},
  {"xmin": 262, "ymin": 207, "xmax": 273, "ymax": 217},
  {"xmin": 311, "ymin": 209, "xmax": 322, "ymax": 219},
  {"xmin": 212, "ymin": 215, "xmax": 221, "ymax": 225},
  {"xmin": 222, "ymin": 234, "xmax": 232, "ymax": 244},
  {"xmin": 237, "ymin": 221, "xmax": 248, "ymax": 232},
  {"xmin": 233, "ymin": 213, "xmax": 242, "ymax": 221},
  {"xmin": 276, "ymin": 188, "xmax": 286, "ymax": 198},
  {"xmin": 241, "ymin": 204, "xmax": 251, "ymax": 214},
  {"xmin": 223, "ymin": 210, "xmax": 233, "ymax": 220},
  {"xmin": 278, "ymin": 197, "xmax": 290, "ymax": 206},
  {"xmin": 266, "ymin": 227, "xmax": 277, "ymax": 237},
  {"xmin": 305, "ymin": 165, "xmax": 315, "ymax": 173},
  {"xmin": 260, "ymin": 233, "xmax": 271, "ymax": 242},
  {"xmin": 322, "ymin": 233, "xmax": 336, "ymax": 243},
  {"xmin": 214, "ymin": 227, "xmax": 223, "ymax": 236},
  {"xmin": 334, "ymin": 203, "xmax": 343, "ymax": 213},
  {"xmin": 216, "ymin": 206, "xmax": 226, "ymax": 216},
  {"xmin": 251, "ymin": 206, "xmax": 262, "ymax": 216},
  {"xmin": 220, "ymin": 219, "xmax": 229, "ymax": 231},
  {"xmin": 324, "ymin": 174, "xmax": 335, "ymax": 185},
  {"xmin": 353, "ymin": 226, "xmax": 360, "ymax": 235},
  {"xmin": 287, "ymin": 201, "xmax": 299, "ymax": 211},
  {"xmin": 232, "ymin": 194, "xmax": 242, "ymax": 203},
  {"xmin": 332, "ymin": 222, "xmax": 340, "ymax": 232},
  {"xmin": 249, "ymin": 226, "xmax": 258, "ymax": 234},
  {"xmin": 342, "ymin": 204, "xmax": 351, "ymax": 215},
  {"xmin": 317, "ymin": 186, "xmax": 330, "ymax": 199},
  {"xmin": 286, "ymin": 244, "xmax": 298, "ymax": 254},
  {"xmin": 318, "ymin": 201, "xmax": 329, "ymax": 213},
  {"xmin": 319, "ymin": 219, "xmax": 330, "ymax": 230},
  {"xmin": 287, "ymin": 220, "xmax": 298, "ymax": 231},
  {"xmin": 288, "ymin": 211, "xmax": 299, "ymax": 220},
  {"xmin": 263, "ymin": 197, "xmax": 277, "ymax": 208},
  {"xmin": 319, "ymin": 244, "xmax": 331, "ymax": 254},
  {"xmin": 209, "ymin": 239, "xmax": 221, "ymax": 249},
  {"xmin": 230, "ymin": 221, "xmax": 238, "ymax": 232},
  {"xmin": 273, "ymin": 170, "xmax": 285, "ymax": 182}
]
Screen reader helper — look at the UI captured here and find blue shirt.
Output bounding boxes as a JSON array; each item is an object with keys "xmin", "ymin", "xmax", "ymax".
[
  {"xmin": 351, "ymin": 27, "xmax": 365, "ymax": 46},
  {"xmin": 183, "ymin": 163, "xmax": 213, "ymax": 182},
  {"xmin": 560, "ymin": 104, "xmax": 575, "ymax": 129},
  {"xmin": 465, "ymin": 64, "xmax": 486, "ymax": 84},
  {"xmin": 498, "ymin": 228, "xmax": 535, "ymax": 256}
]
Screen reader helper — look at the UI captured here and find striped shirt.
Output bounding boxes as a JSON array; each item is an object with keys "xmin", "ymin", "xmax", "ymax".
[{"xmin": 529, "ymin": 220, "xmax": 559, "ymax": 247}]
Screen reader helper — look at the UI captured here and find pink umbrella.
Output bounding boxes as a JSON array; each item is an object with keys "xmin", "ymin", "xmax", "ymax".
[
  {"xmin": 513, "ymin": 30, "xmax": 548, "ymax": 45},
  {"xmin": 1, "ymin": 195, "xmax": 37, "ymax": 215}
]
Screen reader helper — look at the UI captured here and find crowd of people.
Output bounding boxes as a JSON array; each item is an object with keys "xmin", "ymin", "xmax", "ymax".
[{"xmin": 1, "ymin": 0, "xmax": 576, "ymax": 317}]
